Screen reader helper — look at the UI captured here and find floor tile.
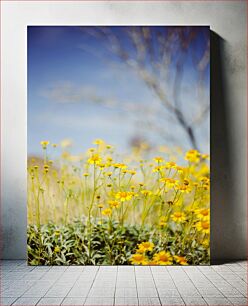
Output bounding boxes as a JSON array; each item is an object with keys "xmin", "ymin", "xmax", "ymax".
[
  {"xmin": 116, "ymin": 279, "xmax": 136, "ymax": 287},
  {"xmin": 228, "ymin": 297, "xmax": 248, "ymax": 305},
  {"xmin": 0, "ymin": 297, "xmax": 18, "ymax": 306},
  {"xmin": 182, "ymin": 297, "xmax": 207, "ymax": 305},
  {"xmin": 37, "ymin": 297, "xmax": 64, "ymax": 305},
  {"xmin": 197, "ymin": 287, "xmax": 224, "ymax": 297},
  {"xmin": 84, "ymin": 297, "xmax": 114, "ymax": 305},
  {"xmin": 67, "ymin": 285, "xmax": 91, "ymax": 297},
  {"xmin": 12, "ymin": 297, "xmax": 40, "ymax": 305},
  {"xmin": 45, "ymin": 285, "xmax": 73, "ymax": 297},
  {"xmin": 88, "ymin": 287, "xmax": 115, "ymax": 298},
  {"xmin": 115, "ymin": 297, "xmax": 139, "ymax": 305},
  {"xmin": 1, "ymin": 260, "xmax": 247, "ymax": 306},
  {"xmin": 115, "ymin": 287, "xmax": 137, "ymax": 298},
  {"xmin": 160, "ymin": 297, "xmax": 185, "ymax": 305},
  {"xmin": 61, "ymin": 297, "xmax": 86, "ymax": 305},
  {"xmin": 139, "ymin": 297, "xmax": 161, "ymax": 305},
  {"xmin": 136, "ymin": 278, "xmax": 155, "ymax": 287},
  {"xmin": 204, "ymin": 297, "xmax": 233, "ymax": 305},
  {"xmin": 157, "ymin": 288, "xmax": 180, "ymax": 297},
  {"xmin": 138, "ymin": 287, "xmax": 158, "ymax": 297}
]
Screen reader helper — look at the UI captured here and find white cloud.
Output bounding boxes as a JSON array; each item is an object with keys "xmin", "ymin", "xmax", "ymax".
[{"xmin": 40, "ymin": 81, "xmax": 117, "ymax": 107}]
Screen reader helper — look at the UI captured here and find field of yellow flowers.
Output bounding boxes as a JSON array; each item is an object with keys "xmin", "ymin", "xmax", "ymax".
[{"xmin": 27, "ymin": 139, "xmax": 210, "ymax": 265}]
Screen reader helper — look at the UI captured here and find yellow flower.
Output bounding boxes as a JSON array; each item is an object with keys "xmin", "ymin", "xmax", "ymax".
[
  {"xmin": 202, "ymin": 238, "xmax": 210, "ymax": 247},
  {"xmin": 40, "ymin": 140, "xmax": 49, "ymax": 149},
  {"xmin": 83, "ymin": 173, "xmax": 89, "ymax": 177},
  {"xmin": 54, "ymin": 230, "xmax": 60, "ymax": 236},
  {"xmin": 202, "ymin": 184, "xmax": 210, "ymax": 191},
  {"xmin": 88, "ymin": 153, "xmax": 102, "ymax": 165},
  {"xmin": 108, "ymin": 200, "xmax": 120, "ymax": 208},
  {"xmin": 185, "ymin": 149, "xmax": 201, "ymax": 163},
  {"xmin": 195, "ymin": 208, "xmax": 210, "ymax": 220},
  {"xmin": 196, "ymin": 220, "xmax": 210, "ymax": 234},
  {"xmin": 153, "ymin": 156, "xmax": 164, "ymax": 163},
  {"xmin": 130, "ymin": 253, "xmax": 148, "ymax": 265},
  {"xmin": 159, "ymin": 216, "xmax": 167, "ymax": 227},
  {"xmin": 201, "ymin": 154, "xmax": 210, "ymax": 160},
  {"xmin": 183, "ymin": 179, "xmax": 190, "ymax": 185},
  {"xmin": 153, "ymin": 251, "xmax": 173, "ymax": 265},
  {"xmin": 106, "ymin": 144, "xmax": 113, "ymax": 149},
  {"xmin": 61, "ymin": 139, "xmax": 72, "ymax": 148},
  {"xmin": 61, "ymin": 151, "xmax": 70, "ymax": 159},
  {"xmin": 160, "ymin": 178, "xmax": 178, "ymax": 189},
  {"xmin": 93, "ymin": 139, "xmax": 104, "ymax": 145},
  {"xmin": 153, "ymin": 166, "xmax": 164, "ymax": 172},
  {"xmin": 98, "ymin": 163, "xmax": 105, "ymax": 169},
  {"xmin": 165, "ymin": 161, "xmax": 177, "ymax": 169},
  {"xmin": 98, "ymin": 204, "xmax": 104, "ymax": 209},
  {"xmin": 147, "ymin": 260, "xmax": 158, "ymax": 265},
  {"xmin": 137, "ymin": 241, "xmax": 154, "ymax": 253},
  {"xmin": 141, "ymin": 190, "xmax": 153, "ymax": 196},
  {"xmin": 52, "ymin": 143, "xmax": 58, "ymax": 148},
  {"xmin": 115, "ymin": 191, "xmax": 133, "ymax": 202},
  {"xmin": 174, "ymin": 255, "xmax": 188, "ymax": 265},
  {"xmin": 128, "ymin": 170, "xmax": 137, "ymax": 176},
  {"xmin": 171, "ymin": 212, "xmax": 186, "ymax": 223},
  {"xmin": 113, "ymin": 163, "xmax": 127, "ymax": 169},
  {"xmin": 200, "ymin": 176, "xmax": 210, "ymax": 184},
  {"xmin": 105, "ymin": 172, "xmax": 113, "ymax": 177},
  {"xmin": 200, "ymin": 176, "xmax": 210, "ymax": 190},
  {"xmin": 176, "ymin": 184, "xmax": 191, "ymax": 193},
  {"xmin": 54, "ymin": 246, "xmax": 60, "ymax": 253},
  {"xmin": 176, "ymin": 166, "xmax": 184, "ymax": 173},
  {"xmin": 102, "ymin": 208, "xmax": 112, "ymax": 216}
]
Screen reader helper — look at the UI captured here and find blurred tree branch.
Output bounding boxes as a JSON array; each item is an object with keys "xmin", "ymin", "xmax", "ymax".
[{"xmin": 79, "ymin": 26, "xmax": 210, "ymax": 151}]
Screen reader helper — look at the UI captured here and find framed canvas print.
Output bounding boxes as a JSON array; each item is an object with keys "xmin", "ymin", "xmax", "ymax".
[{"xmin": 27, "ymin": 26, "xmax": 210, "ymax": 265}]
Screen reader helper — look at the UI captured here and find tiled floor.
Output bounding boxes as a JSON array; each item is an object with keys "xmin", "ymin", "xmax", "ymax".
[{"xmin": 0, "ymin": 260, "xmax": 247, "ymax": 306}]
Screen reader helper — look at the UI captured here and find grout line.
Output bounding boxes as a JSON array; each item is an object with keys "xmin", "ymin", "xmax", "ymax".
[
  {"xmin": 134, "ymin": 266, "xmax": 139, "ymax": 306},
  {"xmin": 210, "ymin": 268, "xmax": 247, "ymax": 297},
  {"xmin": 83, "ymin": 266, "xmax": 100, "ymax": 305},
  {"xmin": 195, "ymin": 266, "xmax": 228, "ymax": 297},
  {"xmin": 233, "ymin": 270, "xmax": 247, "ymax": 283},
  {"xmin": 8, "ymin": 297, "xmax": 19, "ymax": 306},
  {"xmin": 113, "ymin": 266, "xmax": 118, "ymax": 306},
  {"xmin": 166, "ymin": 266, "xmax": 186, "ymax": 305},
  {"xmin": 1, "ymin": 260, "xmax": 247, "ymax": 306},
  {"xmin": 35, "ymin": 296, "xmax": 42, "ymax": 306},
  {"xmin": 60, "ymin": 268, "xmax": 86, "ymax": 305},
  {"xmin": 180, "ymin": 266, "xmax": 206, "ymax": 302},
  {"xmin": 150, "ymin": 266, "xmax": 162, "ymax": 306}
]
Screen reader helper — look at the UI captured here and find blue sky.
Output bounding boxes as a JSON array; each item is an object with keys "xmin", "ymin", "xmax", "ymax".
[{"xmin": 28, "ymin": 26, "xmax": 209, "ymax": 157}]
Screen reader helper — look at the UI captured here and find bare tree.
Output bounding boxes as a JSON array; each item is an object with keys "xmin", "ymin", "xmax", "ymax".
[{"xmin": 79, "ymin": 26, "xmax": 210, "ymax": 151}]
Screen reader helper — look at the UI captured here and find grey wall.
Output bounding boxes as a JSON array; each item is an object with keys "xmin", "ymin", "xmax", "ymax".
[{"xmin": 1, "ymin": 1, "xmax": 247, "ymax": 261}]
